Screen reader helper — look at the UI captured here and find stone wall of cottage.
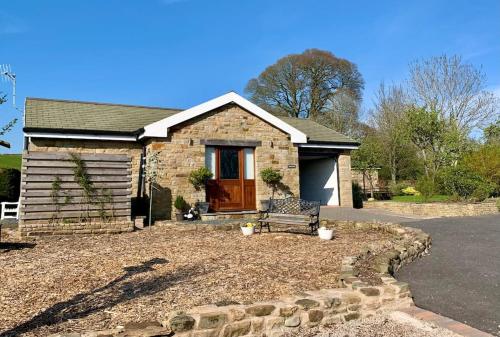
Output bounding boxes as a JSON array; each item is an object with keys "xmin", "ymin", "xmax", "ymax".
[
  {"xmin": 27, "ymin": 138, "xmax": 143, "ymax": 197},
  {"xmin": 338, "ymin": 152, "xmax": 353, "ymax": 208},
  {"xmin": 146, "ymin": 103, "xmax": 300, "ymax": 220}
]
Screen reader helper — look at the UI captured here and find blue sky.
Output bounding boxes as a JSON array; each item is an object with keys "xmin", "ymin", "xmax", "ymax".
[{"xmin": 1, "ymin": 0, "xmax": 499, "ymax": 153}]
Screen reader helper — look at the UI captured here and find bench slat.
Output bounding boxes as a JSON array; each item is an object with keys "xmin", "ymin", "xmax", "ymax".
[{"xmin": 258, "ymin": 218, "xmax": 311, "ymax": 225}]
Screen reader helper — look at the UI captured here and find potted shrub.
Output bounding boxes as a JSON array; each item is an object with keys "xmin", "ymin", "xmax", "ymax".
[
  {"xmin": 174, "ymin": 195, "xmax": 186, "ymax": 221},
  {"xmin": 240, "ymin": 222, "xmax": 255, "ymax": 236},
  {"xmin": 188, "ymin": 167, "xmax": 213, "ymax": 214},
  {"xmin": 318, "ymin": 224, "xmax": 334, "ymax": 240},
  {"xmin": 259, "ymin": 167, "xmax": 283, "ymax": 210}
]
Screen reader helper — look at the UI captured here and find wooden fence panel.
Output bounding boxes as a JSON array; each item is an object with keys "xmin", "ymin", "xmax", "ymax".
[{"xmin": 20, "ymin": 151, "xmax": 133, "ymax": 227}]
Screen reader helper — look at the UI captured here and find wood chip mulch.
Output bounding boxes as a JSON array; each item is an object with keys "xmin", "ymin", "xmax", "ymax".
[{"xmin": 0, "ymin": 226, "xmax": 395, "ymax": 337}]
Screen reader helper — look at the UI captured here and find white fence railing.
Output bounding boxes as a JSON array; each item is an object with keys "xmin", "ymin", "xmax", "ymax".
[{"xmin": 1, "ymin": 201, "xmax": 19, "ymax": 220}]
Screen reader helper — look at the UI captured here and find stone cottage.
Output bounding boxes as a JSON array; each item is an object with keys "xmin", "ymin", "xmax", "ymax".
[{"xmin": 20, "ymin": 92, "xmax": 358, "ymax": 234}]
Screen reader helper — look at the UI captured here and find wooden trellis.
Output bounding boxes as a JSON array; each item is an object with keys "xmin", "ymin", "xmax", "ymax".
[{"xmin": 20, "ymin": 151, "xmax": 132, "ymax": 225}]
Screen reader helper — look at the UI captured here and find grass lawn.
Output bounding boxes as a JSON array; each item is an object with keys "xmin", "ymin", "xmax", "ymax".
[
  {"xmin": 391, "ymin": 195, "xmax": 451, "ymax": 203},
  {"xmin": 0, "ymin": 226, "xmax": 395, "ymax": 336},
  {"xmin": 0, "ymin": 154, "xmax": 21, "ymax": 170}
]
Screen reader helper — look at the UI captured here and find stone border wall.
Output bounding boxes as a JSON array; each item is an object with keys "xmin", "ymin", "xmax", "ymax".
[
  {"xmin": 63, "ymin": 221, "xmax": 431, "ymax": 337},
  {"xmin": 364, "ymin": 199, "xmax": 498, "ymax": 217}
]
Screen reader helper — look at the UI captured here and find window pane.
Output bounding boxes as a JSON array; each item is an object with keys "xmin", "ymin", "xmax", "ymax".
[
  {"xmin": 220, "ymin": 148, "xmax": 239, "ymax": 179},
  {"xmin": 244, "ymin": 148, "xmax": 254, "ymax": 179},
  {"xmin": 205, "ymin": 147, "xmax": 216, "ymax": 179}
]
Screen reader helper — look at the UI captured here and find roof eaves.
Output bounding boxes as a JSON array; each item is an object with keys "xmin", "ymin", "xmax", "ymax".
[{"xmin": 23, "ymin": 127, "xmax": 137, "ymax": 136}]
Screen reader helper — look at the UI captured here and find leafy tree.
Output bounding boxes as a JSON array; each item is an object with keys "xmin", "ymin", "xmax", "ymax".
[
  {"xmin": 245, "ymin": 49, "xmax": 364, "ymax": 135},
  {"xmin": 406, "ymin": 106, "xmax": 443, "ymax": 176},
  {"xmin": 406, "ymin": 106, "xmax": 466, "ymax": 177},
  {"xmin": 483, "ymin": 120, "xmax": 500, "ymax": 145},
  {"xmin": 351, "ymin": 132, "xmax": 383, "ymax": 199}
]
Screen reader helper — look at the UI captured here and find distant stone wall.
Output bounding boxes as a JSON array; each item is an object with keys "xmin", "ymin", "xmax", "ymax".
[
  {"xmin": 65, "ymin": 221, "xmax": 430, "ymax": 337},
  {"xmin": 351, "ymin": 169, "xmax": 380, "ymax": 191},
  {"xmin": 364, "ymin": 200, "xmax": 498, "ymax": 217}
]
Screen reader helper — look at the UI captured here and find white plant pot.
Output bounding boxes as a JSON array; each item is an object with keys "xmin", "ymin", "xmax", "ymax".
[
  {"xmin": 241, "ymin": 226, "xmax": 255, "ymax": 236},
  {"xmin": 318, "ymin": 227, "xmax": 334, "ymax": 240}
]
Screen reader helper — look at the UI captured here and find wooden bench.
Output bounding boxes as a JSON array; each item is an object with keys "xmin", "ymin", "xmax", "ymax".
[{"xmin": 258, "ymin": 197, "xmax": 320, "ymax": 234}]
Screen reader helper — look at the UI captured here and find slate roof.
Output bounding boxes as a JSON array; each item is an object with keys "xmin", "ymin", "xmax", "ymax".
[
  {"xmin": 24, "ymin": 98, "xmax": 181, "ymax": 135},
  {"xmin": 279, "ymin": 117, "xmax": 358, "ymax": 145},
  {"xmin": 24, "ymin": 97, "xmax": 358, "ymax": 144}
]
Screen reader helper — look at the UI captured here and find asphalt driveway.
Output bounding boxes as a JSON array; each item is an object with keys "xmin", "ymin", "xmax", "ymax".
[
  {"xmin": 322, "ymin": 207, "xmax": 500, "ymax": 336},
  {"xmin": 397, "ymin": 214, "xmax": 500, "ymax": 336}
]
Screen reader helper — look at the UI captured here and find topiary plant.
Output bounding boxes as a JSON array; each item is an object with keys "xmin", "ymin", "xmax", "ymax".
[
  {"xmin": 188, "ymin": 167, "xmax": 213, "ymax": 191},
  {"xmin": 260, "ymin": 167, "xmax": 283, "ymax": 199},
  {"xmin": 174, "ymin": 195, "xmax": 187, "ymax": 211}
]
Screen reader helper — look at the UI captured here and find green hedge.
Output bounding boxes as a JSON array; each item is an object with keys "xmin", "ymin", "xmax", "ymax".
[
  {"xmin": 0, "ymin": 168, "xmax": 21, "ymax": 202},
  {"xmin": 352, "ymin": 182, "xmax": 364, "ymax": 208},
  {"xmin": 437, "ymin": 166, "xmax": 494, "ymax": 202}
]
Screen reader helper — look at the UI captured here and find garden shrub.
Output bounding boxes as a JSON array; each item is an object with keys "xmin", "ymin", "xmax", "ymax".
[
  {"xmin": 437, "ymin": 166, "xmax": 494, "ymax": 201},
  {"xmin": 389, "ymin": 182, "xmax": 408, "ymax": 196},
  {"xmin": 0, "ymin": 168, "xmax": 21, "ymax": 202},
  {"xmin": 462, "ymin": 144, "xmax": 500, "ymax": 196},
  {"xmin": 415, "ymin": 176, "xmax": 435, "ymax": 201},
  {"xmin": 470, "ymin": 183, "xmax": 494, "ymax": 202},
  {"xmin": 352, "ymin": 182, "xmax": 363, "ymax": 208},
  {"xmin": 402, "ymin": 186, "xmax": 420, "ymax": 196}
]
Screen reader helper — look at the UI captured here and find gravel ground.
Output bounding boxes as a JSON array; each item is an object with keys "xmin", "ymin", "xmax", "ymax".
[
  {"xmin": 286, "ymin": 311, "xmax": 461, "ymax": 337},
  {"xmin": 0, "ymin": 226, "xmax": 394, "ymax": 337}
]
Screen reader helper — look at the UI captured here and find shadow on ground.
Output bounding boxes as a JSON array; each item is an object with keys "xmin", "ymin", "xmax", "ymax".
[
  {"xmin": 0, "ymin": 242, "xmax": 36, "ymax": 252},
  {"xmin": 0, "ymin": 257, "xmax": 205, "ymax": 337}
]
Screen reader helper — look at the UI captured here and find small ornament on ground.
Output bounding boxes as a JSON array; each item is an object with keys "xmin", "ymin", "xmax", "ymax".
[
  {"xmin": 184, "ymin": 207, "xmax": 199, "ymax": 221},
  {"xmin": 240, "ymin": 222, "xmax": 255, "ymax": 236},
  {"xmin": 318, "ymin": 226, "xmax": 335, "ymax": 240}
]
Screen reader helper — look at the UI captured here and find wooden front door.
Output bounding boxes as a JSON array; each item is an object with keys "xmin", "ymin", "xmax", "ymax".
[{"xmin": 206, "ymin": 147, "xmax": 256, "ymax": 211}]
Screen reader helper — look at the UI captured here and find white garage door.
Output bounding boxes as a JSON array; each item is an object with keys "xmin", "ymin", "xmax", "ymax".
[{"xmin": 299, "ymin": 157, "xmax": 339, "ymax": 206}]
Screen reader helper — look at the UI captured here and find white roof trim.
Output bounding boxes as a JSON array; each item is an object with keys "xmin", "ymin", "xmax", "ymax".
[
  {"xmin": 25, "ymin": 132, "xmax": 137, "ymax": 142},
  {"xmin": 298, "ymin": 143, "xmax": 359, "ymax": 150},
  {"xmin": 141, "ymin": 92, "xmax": 308, "ymax": 143}
]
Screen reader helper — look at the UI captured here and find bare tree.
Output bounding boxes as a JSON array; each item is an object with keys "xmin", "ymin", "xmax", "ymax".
[
  {"xmin": 0, "ymin": 92, "xmax": 17, "ymax": 148},
  {"xmin": 409, "ymin": 55, "xmax": 498, "ymax": 132},
  {"xmin": 370, "ymin": 83, "xmax": 410, "ymax": 183},
  {"xmin": 315, "ymin": 91, "xmax": 361, "ymax": 137},
  {"xmin": 245, "ymin": 49, "xmax": 364, "ymax": 124}
]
